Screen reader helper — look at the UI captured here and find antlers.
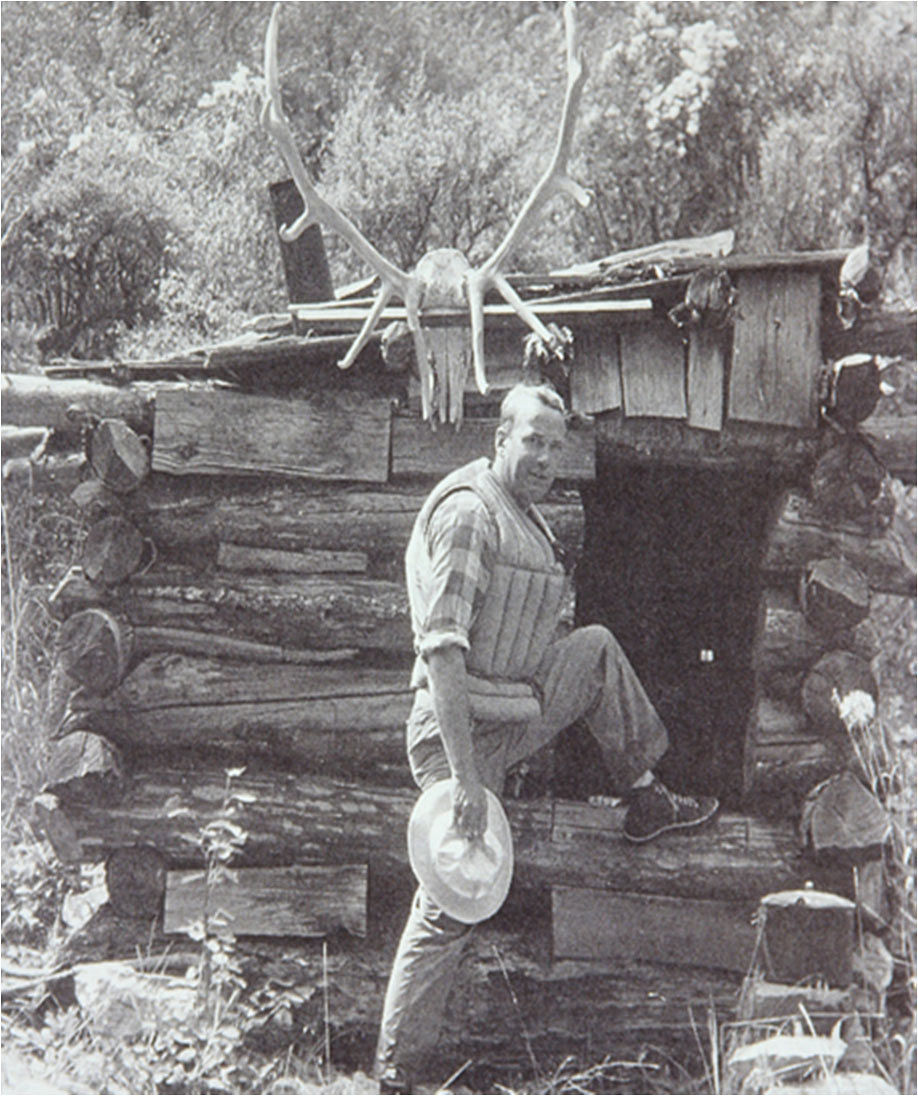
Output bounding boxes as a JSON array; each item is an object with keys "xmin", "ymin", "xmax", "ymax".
[{"xmin": 262, "ymin": 1, "xmax": 589, "ymax": 425}]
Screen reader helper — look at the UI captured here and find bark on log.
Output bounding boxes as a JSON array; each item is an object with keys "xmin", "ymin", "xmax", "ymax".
[
  {"xmin": 34, "ymin": 768, "xmax": 848, "ymax": 903},
  {"xmin": 133, "ymin": 627, "xmax": 358, "ymax": 665},
  {"xmin": 130, "ymin": 479, "xmax": 584, "ymax": 574},
  {"xmin": 800, "ymin": 558, "xmax": 871, "ymax": 635},
  {"xmin": 821, "ymin": 308, "xmax": 917, "ymax": 360},
  {"xmin": 42, "ymin": 731, "xmax": 125, "ymax": 806},
  {"xmin": 48, "ymin": 566, "xmax": 411, "ymax": 654},
  {"xmin": 70, "ymin": 653, "xmax": 411, "ymax": 775},
  {"xmin": 216, "ymin": 541, "xmax": 367, "ymax": 575},
  {"xmin": 801, "ymin": 651, "xmax": 878, "ymax": 737},
  {"xmin": 761, "ymin": 491, "xmax": 916, "ymax": 595},
  {"xmin": 1, "ymin": 373, "xmax": 155, "ymax": 441}
]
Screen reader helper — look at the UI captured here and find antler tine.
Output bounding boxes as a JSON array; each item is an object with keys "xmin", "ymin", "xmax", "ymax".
[
  {"xmin": 477, "ymin": 0, "xmax": 590, "ymax": 281},
  {"xmin": 262, "ymin": 4, "xmax": 410, "ymax": 367}
]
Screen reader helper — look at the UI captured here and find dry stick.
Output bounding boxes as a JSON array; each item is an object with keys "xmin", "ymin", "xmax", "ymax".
[
  {"xmin": 322, "ymin": 939, "xmax": 331, "ymax": 1083},
  {"xmin": 438, "ymin": 1058, "xmax": 473, "ymax": 1092},
  {"xmin": 492, "ymin": 943, "xmax": 540, "ymax": 1080}
]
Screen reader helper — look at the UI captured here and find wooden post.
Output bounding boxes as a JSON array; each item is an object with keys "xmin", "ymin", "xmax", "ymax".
[{"xmin": 268, "ymin": 180, "xmax": 334, "ymax": 303}]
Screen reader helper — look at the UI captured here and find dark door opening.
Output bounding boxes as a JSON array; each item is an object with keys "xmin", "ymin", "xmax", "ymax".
[{"xmin": 555, "ymin": 460, "xmax": 783, "ymax": 810}]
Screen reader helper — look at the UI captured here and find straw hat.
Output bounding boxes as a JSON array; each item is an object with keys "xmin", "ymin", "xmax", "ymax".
[{"xmin": 407, "ymin": 780, "xmax": 513, "ymax": 924}]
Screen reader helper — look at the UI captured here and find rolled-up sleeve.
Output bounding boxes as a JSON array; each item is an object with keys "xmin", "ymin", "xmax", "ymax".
[{"xmin": 416, "ymin": 490, "xmax": 495, "ymax": 660}]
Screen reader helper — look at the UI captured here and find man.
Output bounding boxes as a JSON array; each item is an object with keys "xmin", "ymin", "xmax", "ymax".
[{"xmin": 376, "ymin": 383, "xmax": 718, "ymax": 1092}]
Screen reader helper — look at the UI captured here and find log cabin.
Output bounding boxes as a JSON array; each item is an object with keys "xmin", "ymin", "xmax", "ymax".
[{"xmin": 4, "ymin": 220, "xmax": 915, "ymax": 1084}]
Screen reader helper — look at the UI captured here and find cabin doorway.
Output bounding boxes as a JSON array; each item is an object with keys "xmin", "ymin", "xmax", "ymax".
[{"xmin": 555, "ymin": 459, "xmax": 784, "ymax": 810}]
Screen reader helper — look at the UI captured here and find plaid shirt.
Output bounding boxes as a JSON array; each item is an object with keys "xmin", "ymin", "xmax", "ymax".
[{"xmin": 415, "ymin": 488, "xmax": 497, "ymax": 660}]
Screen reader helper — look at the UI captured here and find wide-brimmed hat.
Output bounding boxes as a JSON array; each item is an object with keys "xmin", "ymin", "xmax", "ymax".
[{"xmin": 407, "ymin": 779, "xmax": 513, "ymax": 924}]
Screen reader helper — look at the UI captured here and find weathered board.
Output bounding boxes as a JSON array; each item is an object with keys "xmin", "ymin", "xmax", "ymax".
[
  {"xmin": 686, "ymin": 327, "xmax": 725, "ymax": 431},
  {"xmin": 619, "ymin": 321, "xmax": 686, "ymax": 419},
  {"xmin": 728, "ymin": 270, "xmax": 821, "ymax": 427},
  {"xmin": 391, "ymin": 413, "xmax": 595, "ymax": 480},
  {"xmin": 152, "ymin": 388, "xmax": 391, "ymax": 482},
  {"xmin": 551, "ymin": 887, "xmax": 756, "ymax": 973},
  {"xmin": 164, "ymin": 864, "xmax": 367, "ymax": 937},
  {"xmin": 570, "ymin": 327, "xmax": 622, "ymax": 414},
  {"xmin": 217, "ymin": 542, "xmax": 367, "ymax": 575}
]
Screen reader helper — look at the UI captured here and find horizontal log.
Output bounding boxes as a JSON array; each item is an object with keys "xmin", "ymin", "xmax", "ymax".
[
  {"xmin": 216, "ymin": 541, "xmax": 367, "ymax": 575},
  {"xmin": 163, "ymin": 865, "xmax": 367, "ymax": 937},
  {"xmin": 1, "ymin": 453, "xmax": 86, "ymax": 497},
  {"xmin": 34, "ymin": 768, "xmax": 846, "ymax": 903},
  {"xmin": 133, "ymin": 627, "xmax": 357, "ymax": 665},
  {"xmin": 594, "ymin": 413, "xmax": 819, "ymax": 474},
  {"xmin": 822, "ymin": 308, "xmax": 917, "ymax": 360},
  {"xmin": 124, "ymin": 477, "xmax": 585, "ymax": 575},
  {"xmin": 1, "ymin": 373, "xmax": 155, "ymax": 441},
  {"xmin": 152, "ymin": 388, "xmax": 391, "ymax": 483},
  {"xmin": 70, "ymin": 654, "xmax": 411, "ymax": 774},
  {"xmin": 106, "ymin": 845, "xmax": 167, "ymax": 919},
  {"xmin": 48, "ymin": 566, "xmax": 411, "ymax": 654},
  {"xmin": 391, "ymin": 412, "xmax": 595, "ymax": 481},
  {"xmin": 761, "ymin": 490, "xmax": 916, "ymax": 595}
]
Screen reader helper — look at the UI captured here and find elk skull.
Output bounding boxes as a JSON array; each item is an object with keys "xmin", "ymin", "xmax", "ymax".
[{"xmin": 262, "ymin": 1, "xmax": 590, "ymax": 425}]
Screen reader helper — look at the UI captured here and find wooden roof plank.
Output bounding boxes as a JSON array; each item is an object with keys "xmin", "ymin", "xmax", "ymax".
[
  {"xmin": 570, "ymin": 327, "xmax": 622, "ymax": 415},
  {"xmin": 687, "ymin": 327, "xmax": 726, "ymax": 431},
  {"xmin": 620, "ymin": 321, "xmax": 687, "ymax": 419},
  {"xmin": 728, "ymin": 269, "xmax": 821, "ymax": 428}
]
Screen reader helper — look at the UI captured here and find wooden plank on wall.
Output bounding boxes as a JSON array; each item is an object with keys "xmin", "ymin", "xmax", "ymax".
[
  {"xmin": 570, "ymin": 327, "xmax": 622, "ymax": 415},
  {"xmin": 619, "ymin": 322, "xmax": 687, "ymax": 419},
  {"xmin": 687, "ymin": 327, "xmax": 725, "ymax": 431},
  {"xmin": 728, "ymin": 270, "xmax": 821, "ymax": 428},
  {"xmin": 164, "ymin": 864, "xmax": 367, "ymax": 937},
  {"xmin": 552, "ymin": 886, "xmax": 755, "ymax": 973},
  {"xmin": 391, "ymin": 414, "xmax": 595, "ymax": 480},
  {"xmin": 152, "ymin": 388, "xmax": 391, "ymax": 483}
]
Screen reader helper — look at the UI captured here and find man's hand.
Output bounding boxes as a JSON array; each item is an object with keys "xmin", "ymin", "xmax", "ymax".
[{"xmin": 450, "ymin": 772, "xmax": 488, "ymax": 841}]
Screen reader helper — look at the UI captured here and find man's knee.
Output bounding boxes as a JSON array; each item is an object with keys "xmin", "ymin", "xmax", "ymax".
[{"xmin": 569, "ymin": 623, "xmax": 623, "ymax": 661}]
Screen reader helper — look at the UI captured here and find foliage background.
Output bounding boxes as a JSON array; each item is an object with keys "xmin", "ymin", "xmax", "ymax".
[{"xmin": 1, "ymin": 0, "xmax": 915, "ymax": 362}]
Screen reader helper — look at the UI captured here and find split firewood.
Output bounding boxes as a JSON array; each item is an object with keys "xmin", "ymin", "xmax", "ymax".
[{"xmin": 799, "ymin": 558, "xmax": 871, "ymax": 635}]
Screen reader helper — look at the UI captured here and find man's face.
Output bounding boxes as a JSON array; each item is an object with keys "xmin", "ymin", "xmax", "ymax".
[{"xmin": 493, "ymin": 398, "xmax": 566, "ymax": 507}]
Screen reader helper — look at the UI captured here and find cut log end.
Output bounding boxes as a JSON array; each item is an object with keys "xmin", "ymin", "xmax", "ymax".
[
  {"xmin": 43, "ymin": 731, "xmax": 126, "ymax": 807},
  {"xmin": 800, "ymin": 557, "xmax": 871, "ymax": 635}
]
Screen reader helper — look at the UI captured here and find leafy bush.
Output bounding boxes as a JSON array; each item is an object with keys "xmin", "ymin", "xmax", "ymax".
[{"xmin": 2, "ymin": 182, "xmax": 171, "ymax": 358}]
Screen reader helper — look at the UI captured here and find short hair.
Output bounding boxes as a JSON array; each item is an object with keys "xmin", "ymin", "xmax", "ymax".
[{"xmin": 498, "ymin": 384, "xmax": 566, "ymax": 431}]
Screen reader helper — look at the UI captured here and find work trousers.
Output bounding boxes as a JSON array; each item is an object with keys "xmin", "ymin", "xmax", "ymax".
[{"xmin": 376, "ymin": 624, "xmax": 669, "ymax": 1078}]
